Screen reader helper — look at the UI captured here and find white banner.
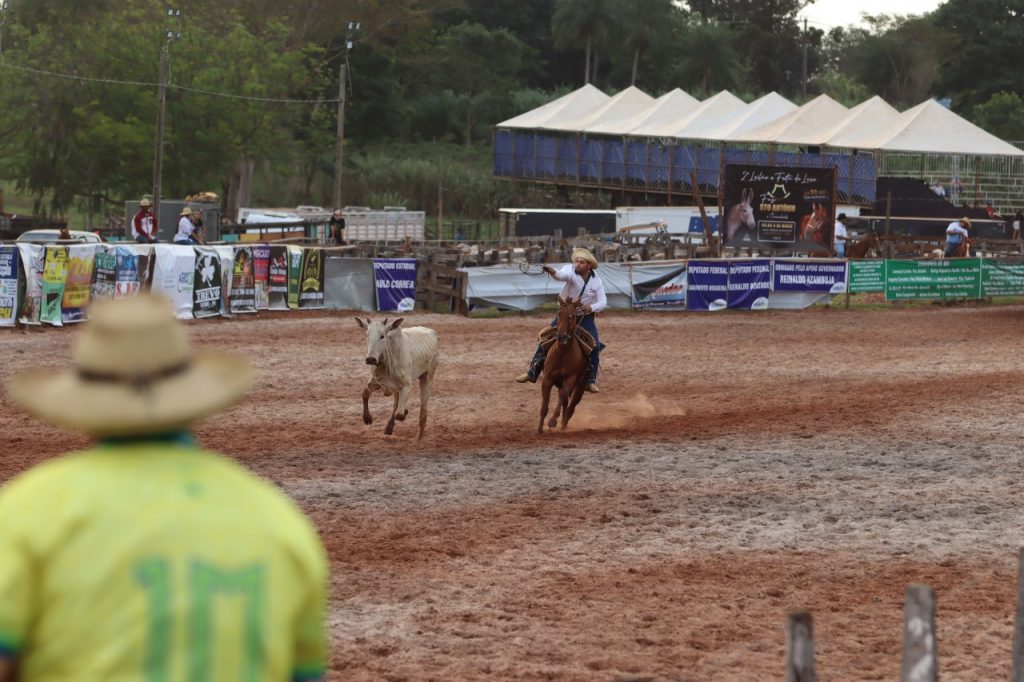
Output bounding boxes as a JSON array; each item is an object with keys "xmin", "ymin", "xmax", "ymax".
[{"xmin": 152, "ymin": 244, "xmax": 197, "ymax": 319}]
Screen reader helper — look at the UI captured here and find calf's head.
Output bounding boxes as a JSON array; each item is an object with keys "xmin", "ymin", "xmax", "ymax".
[{"xmin": 354, "ymin": 317, "xmax": 405, "ymax": 365}]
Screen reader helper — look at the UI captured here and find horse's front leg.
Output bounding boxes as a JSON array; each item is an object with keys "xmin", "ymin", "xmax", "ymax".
[
  {"xmin": 563, "ymin": 377, "xmax": 587, "ymax": 429},
  {"xmin": 550, "ymin": 384, "xmax": 568, "ymax": 428},
  {"xmin": 362, "ymin": 379, "xmax": 382, "ymax": 425},
  {"xmin": 538, "ymin": 379, "xmax": 555, "ymax": 434},
  {"xmin": 384, "ymin": 389, "xmax": 402, "ymax": 435}
]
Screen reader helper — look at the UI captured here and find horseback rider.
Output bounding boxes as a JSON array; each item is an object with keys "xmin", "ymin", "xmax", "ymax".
[
  {"xmin": 944, "ymin": 217, "xmax": 971, "ymax": 257},
  {"xmin": 515, "ymin": 248, "xmax": 607, "ymax": 393}
]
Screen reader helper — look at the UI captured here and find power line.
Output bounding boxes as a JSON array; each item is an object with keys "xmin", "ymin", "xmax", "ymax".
[{"xmin": 0, "ymin": 60, "xmax": 339, "ymax": 104}]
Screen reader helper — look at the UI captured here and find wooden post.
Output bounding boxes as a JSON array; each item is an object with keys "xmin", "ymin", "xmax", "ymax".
[
  {"xmin": 786, "ymin": 612, "xmax": 816, "ymax": 682},
  {"xmin": 900, "ymin": 584, "xmax": 938, "ymax": 682},
  {"xmin": 1011, "ymin": 548, "xmax": 1024, "ymax": 681},
  {"xmin": 691, "ymin": 172, "xmax": 717, "ymax": 257},
  {"xmin": 885, "ymin": 191, "xmax": 894, "ymax": 259}
]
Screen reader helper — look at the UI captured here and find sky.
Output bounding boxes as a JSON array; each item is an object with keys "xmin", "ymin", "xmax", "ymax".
[{"xmin": 798, "ymin": 0, "xmax": 944, "ymax": 30}]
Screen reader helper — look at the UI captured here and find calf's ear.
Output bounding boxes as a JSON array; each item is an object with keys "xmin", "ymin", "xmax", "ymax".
[
  {"xmin": 354, "ymin": 316, "xmax": 368, "ymax": 329},
  {"xmin": 387, "ymin": 317, "xmax": 405, "ymax": 332}
]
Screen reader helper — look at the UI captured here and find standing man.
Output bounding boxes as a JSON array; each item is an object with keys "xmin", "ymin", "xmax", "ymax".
[
  {"xmin": 515, "ymin": 248, "xmax": 607, "ymax": 393},
  {"xmin": 329, "ymin": 208, "xmax": 346, "ymax": 246},
  {"xmin": 833, "ymin": 213, "xmax": 849, "ymax": 257},
  {"xmin": 944, "ymin": 216, "xmax": 971, "ymax": 257},
  {"xmin": 0, "ymin": 294, "xmax": 328, "ymax": 681},
  {"xmin": 131, "ymin": 195, "xmax": 158, "ymax": 243}
]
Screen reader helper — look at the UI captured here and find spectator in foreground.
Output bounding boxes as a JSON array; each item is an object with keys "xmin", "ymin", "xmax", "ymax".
[{"xmin": 0, "ymin": 294, "xmax": 328, "ymax": 681}]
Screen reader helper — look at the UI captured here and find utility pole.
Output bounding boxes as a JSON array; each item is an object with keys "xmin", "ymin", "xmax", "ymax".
[
  {"xmin": 0, "ymin": 0, "xmax": 9, "ymax": 56},
  {"xmin": 801, "ymin": 18, "xmax": 808, "ymax": 100},
  {"xmin": 152, "ymin": 8, "xmax": 180, "ymax": 227},
  {"xmin": 333, "ymin": 21, "xmax": 359, "ymax": 210}
]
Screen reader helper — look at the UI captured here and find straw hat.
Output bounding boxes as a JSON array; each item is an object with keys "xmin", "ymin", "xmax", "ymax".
[
  {"xmin": 180, "ymin": 207, "xmax": 194, "ymax": 217},
  {"xmin": 571, "ymin": 247, "xmax": 598, "ymax": 269},
  {"xmin": 6, "ymin": 295, "xmax": 252, "ymax": 437},
  {"xmin": 960, "ymin": 217, "xmax": 972, "ymax": 229},
  {"xmin": 139, "ymin": 197, "xmax": 152, "ymax": 208}
]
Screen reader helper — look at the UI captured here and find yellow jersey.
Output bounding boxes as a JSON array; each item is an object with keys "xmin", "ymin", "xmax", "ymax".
[{"xmin": 0, "ymin": 437, "xmax": 327, "ymax": 681}]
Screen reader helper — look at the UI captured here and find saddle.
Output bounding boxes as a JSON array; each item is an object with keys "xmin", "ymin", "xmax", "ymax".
[{"xmin": 538, "ymin": 324, "xmax": 596, "ymax": 356}]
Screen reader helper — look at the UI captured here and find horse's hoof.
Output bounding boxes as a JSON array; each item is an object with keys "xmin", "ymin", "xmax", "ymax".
[
  {"xmin": 547, "ymin": 419, "xmax": 557, "ymax": 428},
  {"xmin": 363, "ymin": 415, "xmax": 373, "ymax": 425},
  {"xmin": 385, "ymin": 425, "xmax": 395, "ymax": 435}
]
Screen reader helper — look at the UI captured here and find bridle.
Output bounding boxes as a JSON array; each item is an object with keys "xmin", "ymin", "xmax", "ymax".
[{"xmin": 556, "ymin": 303, "xmax": 579, "ymax": 345}]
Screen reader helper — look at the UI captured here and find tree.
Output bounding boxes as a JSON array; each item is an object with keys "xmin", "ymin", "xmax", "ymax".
[
  {"xmin": 933, "ymin": 0, "xmax": 1024, "ymax": 112},
  {"xmin": 551, "ymin": 0, "xmax": 614, "ymax": 85},
  {"xmin": 620, "ymin": 0, "xmax": 677, "ymax": 86},
  {"xmin": 972, "ymin": 91, "xmax": 1024, "ymax": 142},
  {"xmin": 674, "ymin": 19, "xmax": 744, "ymax": 96}
]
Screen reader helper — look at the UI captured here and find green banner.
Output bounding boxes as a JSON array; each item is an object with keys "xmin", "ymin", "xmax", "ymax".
[
  {"xmin": 981, "ymin": 259, "xmax": 1024, "ymax": 296},
  {"xmin": 848, "ymin": 260, "xmax": 885, "ymax": 293},
  {"xmin": 884, "ymin": 258, "xmax": 982, "ymax": 300}
]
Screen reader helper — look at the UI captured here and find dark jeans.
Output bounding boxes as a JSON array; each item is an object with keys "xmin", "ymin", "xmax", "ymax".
[
  {"xmin": 135, "ymin": 234, "xmax": 155, "ymax": 244},
  {"xmin": 944, "ymin": 241, "xmax": 959, "ymax": 257},
  {"xmin": 527, "ymin": 313, "xmax": 601, "ymax": 384}
]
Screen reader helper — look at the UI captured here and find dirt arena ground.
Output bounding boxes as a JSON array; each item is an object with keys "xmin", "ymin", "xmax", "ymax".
[{"xmin": 5, "ymin": 301, "xmax": 1024, "ymax": 680}]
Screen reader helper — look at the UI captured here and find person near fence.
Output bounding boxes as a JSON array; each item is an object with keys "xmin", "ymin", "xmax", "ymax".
[
  {"xmin": 515, "ymin": 247, "xmax": 607, "ymax": 393},
  {"xmin": 330, "ymin": 209, "xmax": 346, "ymax": 246},
  {"xmin": 833, "ymin": 213, "xmax": 849, "ymax": 257},
  {"xmin": 944, "ymin": 217, "xmax": 971, "ymax": 257},
  {"xmin": 190, "ymin": 207, "xmax": 208, "ymax": 245},
  {"xmin": 0, "ymin": 294, "xmax": 328, "ymax": 681},
  {"xmin": 1013, "ymin": 211, "xmax": 1023, "ymax": 240},
  {"xmin": 174, "ymin": 207, "xmax": 200, "ymax": 245},
  {"xmin": 131, "ymin": 196, "xmax": 158, "ymax": 244}
]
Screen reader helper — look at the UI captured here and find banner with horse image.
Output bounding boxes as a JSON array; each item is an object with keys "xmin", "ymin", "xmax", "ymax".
[
  {"xmin": 0, "ymin": 247, "xmax": 19, "ymax": 326},
  {"xmin": 772, "ymin": 260, "xmax": 847, "ymax": 293},
  {"xmin": 687, "ymin": 259, "xmax": 770, "ymax": 311},
  {"xmin": 60, "ymin": 244, "xmax": 99, "ymax": 324},
  {"xmin": 192, "ymin": 246, "xmax": 223, "ymax": 318},
  {"xmin": 723, "ymin": 164, "xmax": 836, "ymax": 253},
  {"xmin": 252, "ymin": 243, "xmax": 270, "ymax": 309},
  {"xmin": 298, "ymin": 248, "xmax": 325, "ymax": 309},
  {"xmin": 267, "ymin": 245, "xmax": 289, "ymax": 310},
  {"xmin": 373, "ymin": 258, "xmax": 417, "ymax": 312},
  {"xmin": 230, "ymin": 246, "xmax": 257, "ymax": 314}
]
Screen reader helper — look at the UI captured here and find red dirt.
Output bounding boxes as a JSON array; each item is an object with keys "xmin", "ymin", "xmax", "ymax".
[{"xmin": 4, "ymin": 303, "xmax": 1024, "ymax": 680}]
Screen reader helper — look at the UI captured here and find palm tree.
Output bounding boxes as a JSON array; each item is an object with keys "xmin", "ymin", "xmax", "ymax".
[
  {"xmin": 676, "ymin": 20, "xmax": 743, "ymax": 96},
  {"xmin": 621, "ymin": 0, "xmax": 676, "ymax": 86},
  {"xmin": 551, "ymin": 0, "xmax": 613, "ymax": 85}
]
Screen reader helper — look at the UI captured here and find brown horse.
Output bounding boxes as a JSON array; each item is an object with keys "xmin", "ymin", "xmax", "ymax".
[
  {"xmin": 952, "ymin": 238, "xmax": 974, "ymax": 258},
  {"xmin": 846, "ymin": 231, "xmax": 882, "ymax": 259},
  {"xmin": 538, "ymin": 296, "xmax": 588, "ymax": 433}
]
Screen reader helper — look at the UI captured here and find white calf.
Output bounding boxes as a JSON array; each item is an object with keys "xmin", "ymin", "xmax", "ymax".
[{"xmin": 355, "ymin": 317, "xmax": 438, "ymax": 439}]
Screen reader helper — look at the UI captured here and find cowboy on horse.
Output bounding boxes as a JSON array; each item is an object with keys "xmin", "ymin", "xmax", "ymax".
[{"xmin": 516, "ymin": 248, "xmax": 607, "ymax": 393}]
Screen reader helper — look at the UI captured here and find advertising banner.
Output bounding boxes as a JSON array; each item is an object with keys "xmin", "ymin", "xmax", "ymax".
[
  {"xmin": 0, "ymin": 247, "xmax": 19, "ymax": 326},
  {"xmin": 152, "ymin": 245, "xmax": 196, "ymax": 318},
  {"xmin": 230, "ymin": 246, "xmax": 257, "ymax": 313},
  {"xmin": 40, "ymin": 246, "xmax": 69, "ymax": 325},
  {"xmin": 298, "ymin": 248, "xmax": 325, "ymax": 309},
  {"xmin": 980, "ymin": 259, "xmax": 1024, "ymax": 296},
  {"xmin": 885, "ymin": 258, "xmax": 982, "ymax": 300},
  {"xmin": 214, "ymin": 245, "xmax": 235, "ymax": 317},
  {"xmin": 17, "ymin": 244, "xmax": 44, "ymax": 325},
  {"xmin": 252, "ymin": 243, "xmax": 270, "ymax": 309},
  {"xmin": 373, "ymin": 258, "xmax": 418, "ymax": 312},
  {"xmin": 60, "ymin": 244, "xmax": 98, "ymax": 324},
  {"xmin": 92, "ymin": 248, "xmax": 117, "ymax": 301},
  {"xmin": 772, "ymin": 259, "xmax": 847, "ymax": 293},
  {"xmin": 632, "ymin": 266, "xmax": 687, "ymax": 310},
  {"xmin": 192, "ymin": 246, "xmax": 223, "ymax": 318},
  {"xmin": 726, "ymin": 259, "xmax": 771, "ymax": 309},
  {"xmin": 115, "ymin": 246, "xmax": 141, "ymax": 298},
  {"xmin": 287, "ymin": 246, "xmax": 303, "ymax": 309},
  {"xmin": 267, "ymin": 245, "xmax": 289, "ymax": 310},
  {"xmin": 848, "ymin": 260, "xmax": 885, "ymax": 293},
  {"xmin": 723, "ymin": 164, "xmax": 835, "ymax": 252},
  {"xmin": 687, "ymin": 260, "xmax": 730, "ymax": 311}
]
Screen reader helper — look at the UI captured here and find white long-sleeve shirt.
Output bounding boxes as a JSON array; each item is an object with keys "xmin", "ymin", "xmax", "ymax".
[{"xmin": 550, "ymin": 264, "xmax": 607, "ymax": 314}]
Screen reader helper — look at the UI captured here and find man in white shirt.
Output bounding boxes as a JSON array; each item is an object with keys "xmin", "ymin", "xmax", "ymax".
[
  {"xmin": 834, "ymin": 213, "xmax": 849, "ymax": 257},
  {"xmin": 516, "ymin": 248, "xmax": 607, "ymax": 393},
  {"xmin": 173, "ymin": 207, "xmax": 198, "ymax": 244},
  {"xmin": 944, "ymin": 217, "xmax": 971, "ymax": 257}
]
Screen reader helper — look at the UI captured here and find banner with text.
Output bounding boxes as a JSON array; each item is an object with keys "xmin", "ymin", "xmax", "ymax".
[
  {"xmin": 980, "ymin": 259, "xmax": 1024, "ymax": 296},
  {"xmin": 848, "ymin": 260, "xmax": 885, "ymax": 293},
  {"xmin": 723, "ymin": 164, "xmax": 835, "ymax": 252},
  {"xmin": 884, "ymin": 258, "xmax": 982, "ymax": 300},
  {"xmin": 773, "ymin": 259, "xmax": 847, "ymax": 294},
  {"xmin": 0, "ymin": 247, "xmax": 19, "ymax": 326},
  {"xmin": 632, "ymin": 265, "xmax": 687, "ymax": 310},
  {"xmin": 253, "ymin": 243, "xmax": 270, "ymax": 309},
  {"xmin": 298, "ymin": 248, "xmax": 325, "ymax": 309},
  {"xmin": 192, "ymin": 246, "xmax": 224, "ymax": 318},
  {"xmin": 230, "ymin": 246, "xmax": 257, "ymax": 313},
  {"xmin": 373, "ymin": 258, "xmax": 418, "ymax": 312}
]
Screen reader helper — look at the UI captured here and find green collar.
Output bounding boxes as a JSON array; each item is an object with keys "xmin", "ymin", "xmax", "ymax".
[{"xmin": 99, "ymin": 431, "xmax": 196, "ymax": 447}]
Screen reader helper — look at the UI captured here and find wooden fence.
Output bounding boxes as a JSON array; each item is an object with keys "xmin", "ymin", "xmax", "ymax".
[
  {"xmin": 416, "ymin": 261, "xmax": 468, "ymax": 316},
  {"xmin": 785, "ymin": 548, "xmax": 1024, "ymax": 681}
]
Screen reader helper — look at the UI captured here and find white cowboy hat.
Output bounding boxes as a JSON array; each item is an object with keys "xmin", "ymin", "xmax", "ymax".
[
  {"xmin": 6, "ymin": 294, "xmax": 252, "ymax": 437},
  {"xmin": 571, "ymin": 247, "xmax": 598, "ymax": 269},
  {"xmin": 180, "ymin": 206, "xmax": 195, "ymax": 216},
  {"xmin": 139, "ymin": 197, "xmax": 153, "ymax": 207}
]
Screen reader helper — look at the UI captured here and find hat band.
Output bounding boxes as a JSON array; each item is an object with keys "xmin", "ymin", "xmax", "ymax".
[{"xmin": 78, "ymin": 361, "xmax": 191, "ymax": 393}]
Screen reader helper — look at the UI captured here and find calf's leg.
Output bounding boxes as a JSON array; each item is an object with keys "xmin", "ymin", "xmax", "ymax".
[
  {"xmin": 416, "ymin": 373, "xmax": 431, "ymax": 440},
  {"xmin": 385, "ymin": 390, "xmax": 401, "ymax": 435},
  {"xmin": 362, "ymin": 380, "xmax": 381, "ymax": 425}
]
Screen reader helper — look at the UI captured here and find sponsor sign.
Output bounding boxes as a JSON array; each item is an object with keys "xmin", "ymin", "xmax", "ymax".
[
  {"xmin": 373, "ymin": 259, "xmax": 418, "ymax": 312},
  {"xmin": 773, "ymin": 259, "xmax": 847, "ymax": 293},
  {"xmin": 0, "ymin": 247, "xmax": 19, "ymax": 326},
  {"xmin": 884, "ymin": 258, "xmax": 982, "ymax": 300}
]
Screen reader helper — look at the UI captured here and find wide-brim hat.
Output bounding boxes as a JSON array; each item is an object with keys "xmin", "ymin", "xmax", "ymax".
[
  {"xmin": 180, "ymin": 207, "xmax": 194, "ymax": 216},
  {"xmin": 571, "ymin": 247, "xmax": 598, "ymax": 268},
  {"xmin": 960, "ymin": 217, "xmax": 972, "ymax": 228},
  {"xmin": 139, "ymin": 198, "xmax": 152, "ymax": 207},
  {"xmin": 6, "ymin": 294, "xmax": 252, "ymax": 437}
]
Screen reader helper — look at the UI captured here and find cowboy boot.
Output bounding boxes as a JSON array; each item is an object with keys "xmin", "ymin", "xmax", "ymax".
[{"xmin": 515, "ymin": 346, "xmax": 546, "ymax": 383}]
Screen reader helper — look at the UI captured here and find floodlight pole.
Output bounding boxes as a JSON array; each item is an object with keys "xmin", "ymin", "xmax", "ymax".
[
  {"xmin": 333, "ymin": 61, "xmax": 346, "ymax": 210},
  {"xmin": 152, "ymin": 44, "xmax": 169, "ymax": 219}
]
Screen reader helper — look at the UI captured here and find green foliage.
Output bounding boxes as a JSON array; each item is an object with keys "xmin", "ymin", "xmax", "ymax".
[{"xmin": 971, "ymin": 92, "xmax": 1024, "ymax": 141}]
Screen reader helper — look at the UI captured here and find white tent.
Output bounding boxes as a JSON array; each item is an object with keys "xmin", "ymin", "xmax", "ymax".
[
  {"xmin": 496, "ymin": 85, "xmax": 609, "ymax": 130},
  {"xmin": 692, "ymin": 92, "xmax": 796, "ymax": 140},
  {"xmin": 588, "ymin": 88, "xmax": 699, "ymax": 136},
  {"xmin": 731, "ymin": 94, "xmax": 849, "ymax": 144},
  {"xmin": 836, "ymin": 99, "xmax": 1024, "ymax": 156},
  {"xmin": 634, "ymin": 90, "xmax": 746, "ymax": 138},
  {"xmin": 547, "ymin": 86, "xmax": 655, "ymax": 132},
  {"xmin": 819, "ymin": 96, "xmax": 900, "ymax": 148}
]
